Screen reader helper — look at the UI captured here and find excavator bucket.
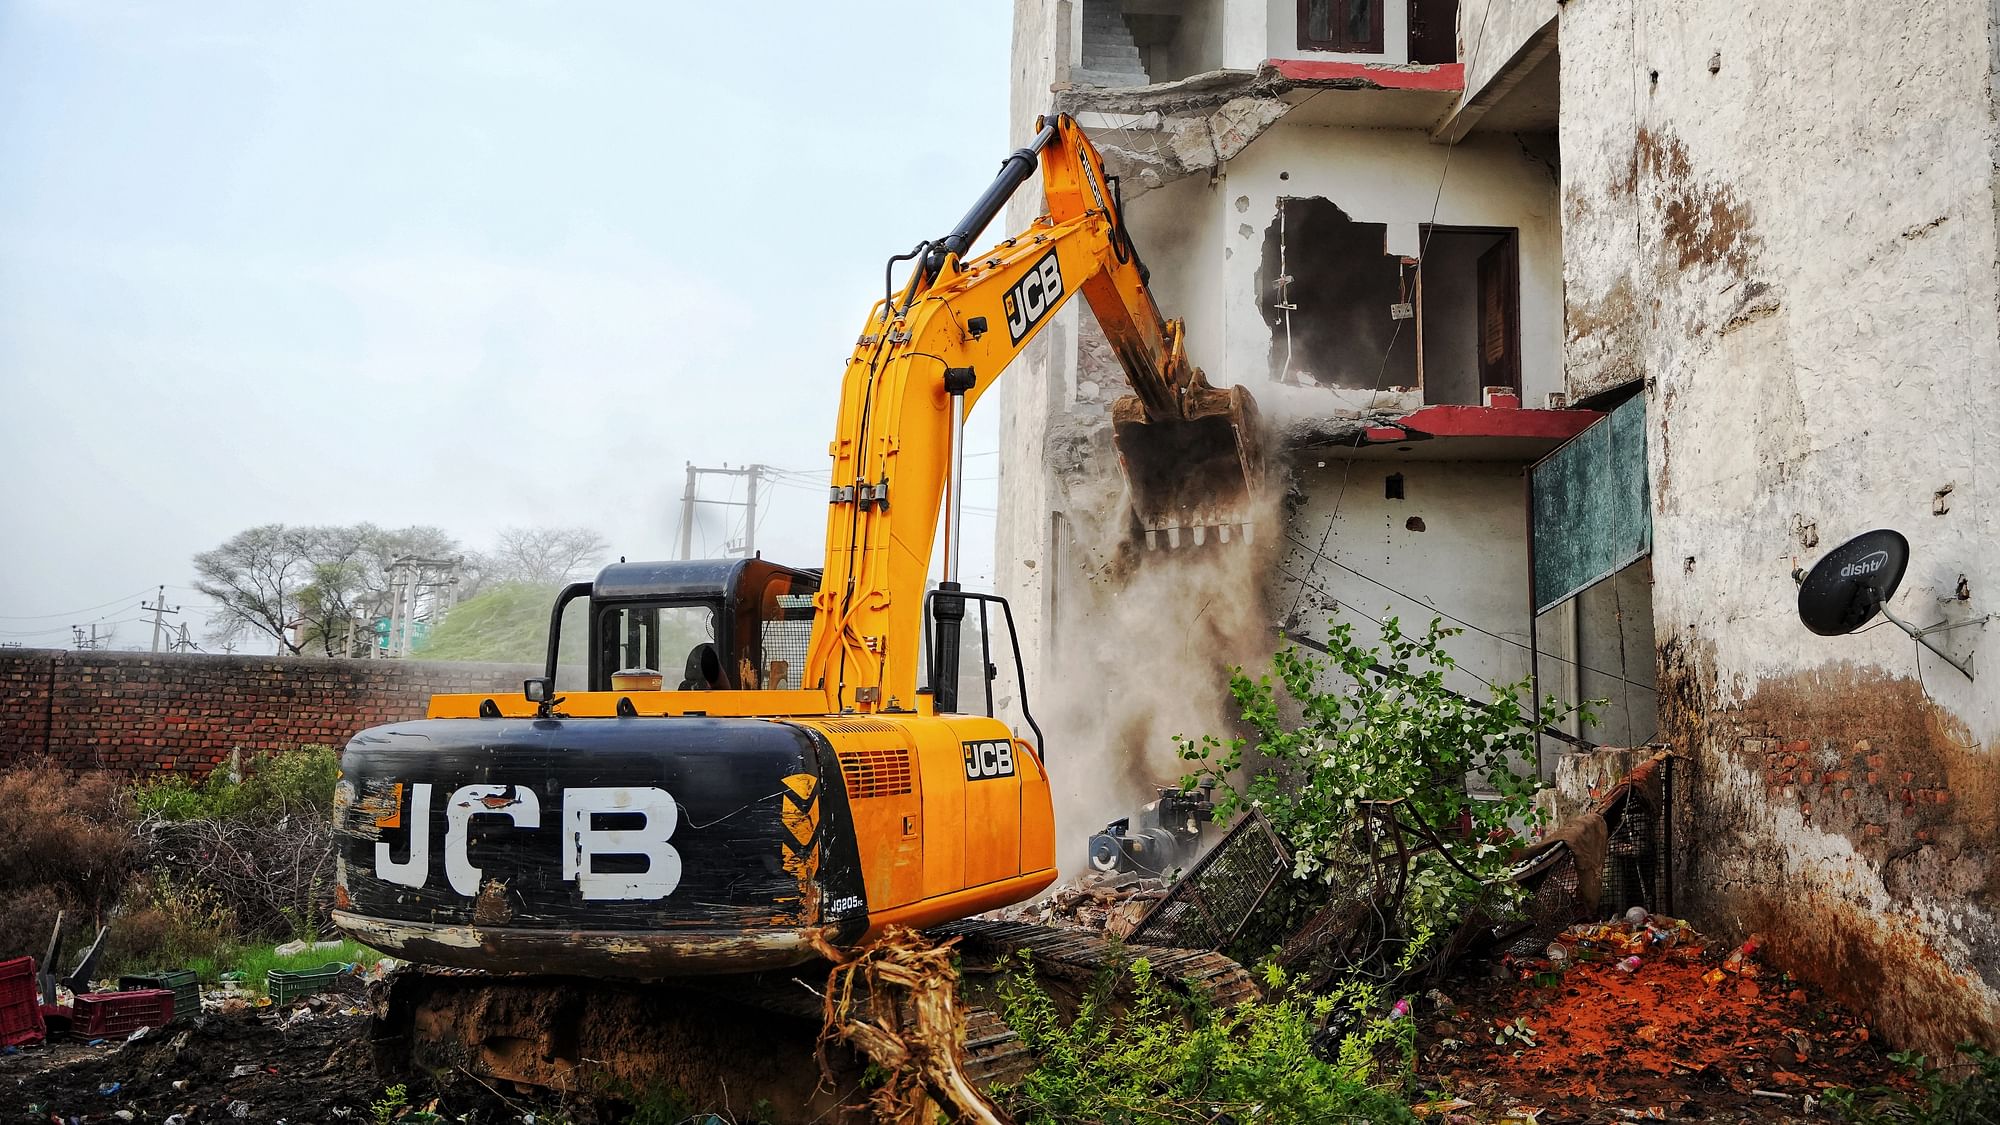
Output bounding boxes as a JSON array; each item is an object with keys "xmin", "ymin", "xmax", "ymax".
[{"xmin": 1111, "ymin": 373, "xmax": 1265, "ymax": 549}]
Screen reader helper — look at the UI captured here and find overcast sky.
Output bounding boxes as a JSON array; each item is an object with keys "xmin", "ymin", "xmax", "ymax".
[{"xmin": 0, "ymin": 1, "xmax": 1016, "ymax": 650}]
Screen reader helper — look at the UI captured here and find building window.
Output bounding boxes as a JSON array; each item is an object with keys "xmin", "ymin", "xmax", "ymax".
[
  {"xmin": 1299, "ymin": 0, "xmax": 1384, "ymax": 54},
  {"xmin": 1260, "ymin": 202, "xmax": 1521, "ymax": 405}
]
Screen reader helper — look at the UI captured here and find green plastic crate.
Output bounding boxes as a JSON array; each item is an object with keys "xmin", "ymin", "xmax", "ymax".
[
  {"xmin": 119, "ymin": 970, "xmax": 199, "ymax": 1024},
  {"xmin": 265, "ymin": 962, "xmax": 349, "ymax": 1006}
]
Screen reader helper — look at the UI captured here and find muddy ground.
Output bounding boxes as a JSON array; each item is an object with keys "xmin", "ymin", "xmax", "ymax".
[
  {"xmin": 1420, "ymin": 919, "xmax": 1915, "ymax": 1123},
  {"xmin": 5, "ymin": 928, "xmax": 1917, "ymax": 1125}
]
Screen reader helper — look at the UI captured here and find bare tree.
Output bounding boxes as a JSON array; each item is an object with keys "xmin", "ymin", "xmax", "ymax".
[
  {"xmin": 194, "ymin": 523, "xmax": 462, "ymax": 656},
  {"xmin": 480, "ymin": 526, "xmax": 609, "ymax": 586},
  {"xmin": 194, "ymin": 525, "xmax": 316, "ymax": 654}
]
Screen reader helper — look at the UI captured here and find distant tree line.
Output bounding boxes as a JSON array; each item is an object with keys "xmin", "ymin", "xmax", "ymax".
[{"xmin": 192, "ymin": 524, "xmax": 606, "ymax": 657}]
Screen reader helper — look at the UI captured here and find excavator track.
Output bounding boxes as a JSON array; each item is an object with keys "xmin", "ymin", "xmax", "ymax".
[
  {"xmin": 936, "ymin": 917, "xmax": 1263, "ymax": 1010},
  {"xmin": 371, "ymin": 920, "xmax": 1256, "ymax": 1121}
]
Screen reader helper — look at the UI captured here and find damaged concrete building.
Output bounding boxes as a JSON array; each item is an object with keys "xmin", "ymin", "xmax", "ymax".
[{"xmin": 999, "ymin": 0, "xmax": 2000, "ymax": 1057}]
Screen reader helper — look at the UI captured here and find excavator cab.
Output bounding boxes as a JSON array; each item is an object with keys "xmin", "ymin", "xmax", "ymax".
[{"xmin": 557, "ymin": 559, "xmax": 821, "ymax": 694}]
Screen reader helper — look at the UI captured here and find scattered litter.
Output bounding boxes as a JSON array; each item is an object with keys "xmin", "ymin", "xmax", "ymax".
[
  {"xmin": 229, "ymin": 1099, "xmax": 251, "ymax": 1117},
  {"xmin": 96, "ymin": 1081, "xmax": 120, "ymax": 1096},
  {"xmin": 113, "ymin": 1111, "xmax": 135, "ymax": 1121},
  {"xmin": 229, "ymin": 1062, "xmax": 260, "ymax": 1078}
]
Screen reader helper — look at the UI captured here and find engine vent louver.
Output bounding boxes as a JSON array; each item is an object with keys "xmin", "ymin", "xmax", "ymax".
[
  {"xmin": 840, "ymin": 746, "xmax": 914, "ymax": 799},
  {"xmin": 820, "ymin": 718, "xmax": 899, "ymax": 734}
]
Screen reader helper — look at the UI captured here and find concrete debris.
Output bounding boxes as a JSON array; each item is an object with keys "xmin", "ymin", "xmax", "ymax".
[
  {"xmin": 1001, "ymin": 872, "xmax": 1169, "ymax": 938},
  {"xmin": 1055, "ymin": 68, "xmax": 1295, "ymax": 194},
  {"xmin": 1054, "ymin": 59, "xmax": 1451, "ymax": 196}
]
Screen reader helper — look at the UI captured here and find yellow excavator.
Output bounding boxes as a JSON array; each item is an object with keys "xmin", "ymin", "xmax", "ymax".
[{"xmin": 331, "ymin": 114, "xmax": 1262, "ymax": 1098}]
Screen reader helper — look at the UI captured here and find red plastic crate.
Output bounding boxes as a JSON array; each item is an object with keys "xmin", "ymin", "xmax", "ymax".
[
  {"xmin": 0, "ymin": 956, "xmax": 44, "ymax": 1047},
  {"xmin": 71, "ymin": 989, "xmax": 174, "ymax": 1038}
]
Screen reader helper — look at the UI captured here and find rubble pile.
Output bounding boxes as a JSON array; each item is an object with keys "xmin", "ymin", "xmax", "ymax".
[
  {"xmin": 8, "ymin": 1001, "xmax": 381, "ymax": 1125},
  {"xmin": 1419, "ymin": 910, "xmax": 1912, "ymax": 1123},
  {"xmin": 1007, "ymin": 872, "xmax": 1168, "ymax": 938}
]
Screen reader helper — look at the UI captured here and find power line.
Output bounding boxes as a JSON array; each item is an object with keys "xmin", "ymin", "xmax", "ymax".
[
  {"xmin": 1278, "ymin": 537, "xmax": 1657, "ymax": 695},
  {"xmin": 0, "ymin": 590, "xmax": 151, "ymax": 621},
  {"xmin": 677, "ymin": 462, "xmax": 768, "ymax": 560},
  {"xmin": 141, "ymin": 586, "xmax": 182, "ymax": 653}
]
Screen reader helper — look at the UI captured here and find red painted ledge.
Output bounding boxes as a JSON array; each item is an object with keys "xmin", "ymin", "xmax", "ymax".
[
  {"xmin": 1269, "ymin": 58, "xmax": 1465, "ymax": 92},
  {"xmin": 1390, "ymin": 404, "xmax": 1603, "ymax": 442}
]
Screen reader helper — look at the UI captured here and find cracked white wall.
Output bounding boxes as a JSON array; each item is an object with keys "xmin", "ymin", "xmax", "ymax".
[{"xmin": 1560, "ymin": 0, "xmax": 2000, "ymax": 1054}]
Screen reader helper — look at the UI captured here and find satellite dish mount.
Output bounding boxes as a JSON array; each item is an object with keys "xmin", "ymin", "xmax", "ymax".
[{"xmin": 1797, "ymin": 529, "xmax": 1974, "ymax": 680}]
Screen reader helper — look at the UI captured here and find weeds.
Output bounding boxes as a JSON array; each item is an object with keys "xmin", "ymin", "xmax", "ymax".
[
  {"xmin": 0, "ymin": 760, "xmax": 139, "ymax": 959},
  {"xmin": 997, "ymin": 954, "xmax": 1418, "ymax": 1124},
  {"xmin": 229, "ymin": 937, "xmax": 377, "ymax": 996},
  {"xmin": 138, "ymin": 746, "xmax": 341, "ymax": 945},
  {"xmin": 133, "ymin": 745, "xmax": 339, "ymax": 823},
  {"xmin": 1828, "ymin": 1043, "xmax": 2000, "ymax": 1124},
  {"xmin": 102, "ymin": 871, "xmax": 234, "ymax": 973}
]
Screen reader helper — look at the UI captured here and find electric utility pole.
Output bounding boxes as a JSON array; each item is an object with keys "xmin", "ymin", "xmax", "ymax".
[
  {"xmin": 142, "ymin": 586, "xmax": 180, "ymax": 653},
  {"xmin": 675, "ymin": 463, "xmax": 767, "ymax": 560}
]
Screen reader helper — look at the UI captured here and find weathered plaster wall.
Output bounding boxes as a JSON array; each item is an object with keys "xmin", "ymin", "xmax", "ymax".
[
  {"xmin": 1457, "ymin": 0, "xmax": 1559, "ymax": 105},
  {"xmin": 998, "ymin": 0, "xmax": 1073, "ymax": 692},
  {"xmin": 1278, "ymin": 457, "xmax": 1536, "ymax": 699},
  {"xmin": 1219, "ymin": 123, "xmax": 1564, "ymax": 411},
  {"xmin": 1560, "ymin": 0, "xmax": 2000, "ymax": 1053}
]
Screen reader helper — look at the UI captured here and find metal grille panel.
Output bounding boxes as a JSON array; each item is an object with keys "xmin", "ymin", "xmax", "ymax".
[
  {"xmin": 1126, "ymin": 810, "xmax": 1288, "ymax": 952},
  {"xmin": 839, "ymin": 746, "xmax": 914, "ymax": 799}
]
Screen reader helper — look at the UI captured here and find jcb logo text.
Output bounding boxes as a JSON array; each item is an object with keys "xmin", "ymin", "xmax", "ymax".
[
  {"xmin": 962, "ymin": 739, "xmax": 1016, "ymax": 781},
  {"xmin": 1003, "ymin": 250, "xmax": 1064, "ymax": 344}
]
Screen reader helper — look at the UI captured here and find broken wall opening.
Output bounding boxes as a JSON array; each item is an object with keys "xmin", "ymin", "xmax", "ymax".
[
  {"xmin": 1263, "ymin": 198, "xmax": 1417, "ymax": 390},
  {"xmin": 1262, "ymin": 200, "xmax": 1521, "ymax": 404}
]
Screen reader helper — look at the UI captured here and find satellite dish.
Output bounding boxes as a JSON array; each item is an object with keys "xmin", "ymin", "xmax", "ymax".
[{"xmin": 1797, "ymin": 529, "xmax": 1909, "ymax": 636}]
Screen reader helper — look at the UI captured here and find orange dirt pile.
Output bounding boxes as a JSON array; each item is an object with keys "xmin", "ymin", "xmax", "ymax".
[{"xmin": 1423, "ymin": 917, "xmax": 1910, "ymax": 1122}]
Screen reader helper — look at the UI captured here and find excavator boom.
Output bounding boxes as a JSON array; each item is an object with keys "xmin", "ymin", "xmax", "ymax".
[{"xmin": 805, "ymin": 113, "xmax": 1266, "ymax": 713}]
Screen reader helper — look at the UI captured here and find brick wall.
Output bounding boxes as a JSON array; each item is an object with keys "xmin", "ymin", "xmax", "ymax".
[
  {"xmin": 0, "ymin": 649, "xmax": 538, "ymax": 776},
  {"xmin": 1660, "ymin": 646, "xmax": 2000, "ymax": 1058}
]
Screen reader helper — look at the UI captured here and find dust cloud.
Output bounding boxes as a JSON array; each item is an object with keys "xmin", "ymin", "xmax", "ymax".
[{"xmin": 1037, "ymin": 492, "xmax": 1280, "ymax": 876}]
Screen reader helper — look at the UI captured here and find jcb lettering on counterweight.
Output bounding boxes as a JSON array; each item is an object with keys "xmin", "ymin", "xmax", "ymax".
[
  {"xmin": 1003, "ymin": 250, "xmax": 1064, "ymax": 344},
  {"xmin": 370, "ymin": 782, "xmax": 682, "ymax": 901},
  {"xmin": 962, "ymin": 739, "xmax": 1016, "ymax": 780}
]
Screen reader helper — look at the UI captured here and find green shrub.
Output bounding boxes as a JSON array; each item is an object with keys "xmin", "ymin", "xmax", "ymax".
[
  {"xmin": 134, "ymin": 746, "xmax": 340, "ymax": 823},
  {"xmin": 997, "ymin": 955, "xmax": 1418, "ymax": 1125},
  {"xmin": 1180, "ymin": 616, "xmax": 1588, "ymax": 966}
]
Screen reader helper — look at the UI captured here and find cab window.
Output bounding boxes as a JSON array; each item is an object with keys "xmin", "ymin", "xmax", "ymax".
[{"xmin": 595, "ymin": 602, "xmax": 721, "ymax": 690}]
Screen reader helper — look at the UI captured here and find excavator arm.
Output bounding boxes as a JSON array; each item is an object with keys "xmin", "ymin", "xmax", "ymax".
[{"xmin": 803, "ymin": 114, "xmax": 1264, "ymax": 714}]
